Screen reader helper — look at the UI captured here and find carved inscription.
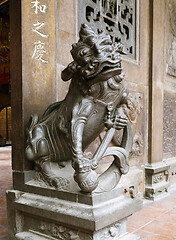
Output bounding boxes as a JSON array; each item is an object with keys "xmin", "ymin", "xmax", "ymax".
[
  {"xmin": 31, "ymin": 0, "xmax": 48, "ymax": 63},
  {"xmin": 79, "ymin": 0, "xmax": 136, "ymax": 59},
  {"xmin": 163, "ymin": 95, "xmax": 176, "ymax": 153}
]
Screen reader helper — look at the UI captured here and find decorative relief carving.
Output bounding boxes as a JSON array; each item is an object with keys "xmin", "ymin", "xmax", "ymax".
[
  {"xmin": 79, "ymin": 0, "xmax": 136, "ymax": 59},
  {"xmin": 35, "ymin": 170, "xmax": 70, "ymax": 190},
  {"xmin": 39, "ymin": 222, "xmax": 92, "ymax": 240},
  {"xmin": 163, "ymin": 95, "xmax": 176, "ymax": 153},
  {"xmin": 100, "ymin": 222, "xmax": 121, "ymax": 239},
  {"xmin": 112, "ymin": 92, "xmax": 144, "ymax": 157},
  {"xmin": 122, "ymin": 92, "xmax": 143, "ymax": 124},
  {"xmin": 171, "ymin": 167, "xmax": 176, "ymax": 176},
  {"xmin": 131, "ymin": 132, "xmax": 143, "ymax": 157},
  {"xmin": 166, "ymin": 0, "xmax": 176, "ymax": 77},
  {"xmin": 152, "ymin": 173, "xmax": 163, "ymax": 184}
]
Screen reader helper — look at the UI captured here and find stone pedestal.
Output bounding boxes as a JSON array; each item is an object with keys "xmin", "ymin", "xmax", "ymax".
[
  {"xmin": 145, "ymin": 162, "xmax": 169, "ymax": 200},
  {"xmin": 7, "ymin": 170, "xmax": 142, "ymax": 240}
]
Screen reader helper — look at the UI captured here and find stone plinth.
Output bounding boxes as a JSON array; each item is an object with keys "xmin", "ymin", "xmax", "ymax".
[
  {"xmin": 7, "ymin": 182, "xmax": 142, "ymax": 240},
  {"xmin": 145, "ymin": 162, "xmax": 170, "ymax": 200}
]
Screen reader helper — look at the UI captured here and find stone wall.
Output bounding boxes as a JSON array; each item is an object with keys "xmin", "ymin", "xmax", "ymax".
[{"xmin": 163, "ymin": 0, "xmax": 176, "ymax": 189}]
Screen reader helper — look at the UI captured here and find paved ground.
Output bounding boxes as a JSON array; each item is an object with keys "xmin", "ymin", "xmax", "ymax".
[
  {"xmin": 0, "ymin": 147, "xmax": 12, "ymax": 240},
  {"xmin": 127, "ymin": 189, "xmax": 176, "ymax": 239},
  {"xmin": 0, "ymin": 147, "xmax": 176, "ymax": 239}
]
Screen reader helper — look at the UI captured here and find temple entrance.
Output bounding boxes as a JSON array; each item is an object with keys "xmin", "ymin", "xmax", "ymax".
[{"xmin": 0, "ymin": 0, "xmax": 10, "ymax": 146}]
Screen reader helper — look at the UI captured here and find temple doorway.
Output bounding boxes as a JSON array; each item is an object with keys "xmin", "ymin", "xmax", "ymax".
[{"xmin": 0, "ymin": 0, "xmax": 10, "ymax": 146}]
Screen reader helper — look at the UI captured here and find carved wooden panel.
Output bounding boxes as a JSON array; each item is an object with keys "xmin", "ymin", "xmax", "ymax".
[
  {"xmin": 78, "ymin": 0, "xmax": 137, "ymax": 59},
  {"xmin": 163, "ymin": 95, "xmax": 176, "ymax": 153}
]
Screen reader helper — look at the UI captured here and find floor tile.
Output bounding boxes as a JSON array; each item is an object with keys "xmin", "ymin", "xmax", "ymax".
[
  {"xmin": 134, "ymin": 229, "xmax": 172, "ymax": 240},
  {"xmin": 127, "ymin": 214, "xmax": 153, "ymax": 229},
  {"xmin": 135, "ymin": 206, "xmax": 167, "ymax": 219},
  {"xmin": 150, "ymin": 199, "xmax": 176, "ymax": 211},
  {"xmin": 141, "ymin": 220, "xmax": 176, "ymax": 238},
  {"xmin": 127, "ymin": 226, "xmax": 137, "ymax": 233},
  {"xmin": 156, "ymin": 209, "xmax": 176, "ymax": 224}
]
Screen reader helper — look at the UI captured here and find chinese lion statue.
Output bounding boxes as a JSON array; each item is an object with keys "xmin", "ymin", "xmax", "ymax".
[{"xmin": 25, "ymin": 24, "xmax": 133, "ymax": 193}]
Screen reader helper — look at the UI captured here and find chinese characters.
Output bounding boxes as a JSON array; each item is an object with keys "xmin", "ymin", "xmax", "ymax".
[
  {"xmin": 31, "ymin": 0, "xmax": 47, "ymax": 14},
  {"xmin": 32, "ymin": 41, "xmax": 48, "ymax": 63},
  {"xmin": 31, "ymin": 0, "xmax": 48, "ymax": 63},
  {"xmin": 32, "ymin": 22, "xmax": 48, "ymax": 38}
]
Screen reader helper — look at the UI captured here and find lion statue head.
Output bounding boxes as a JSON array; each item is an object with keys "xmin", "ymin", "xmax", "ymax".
[{"xmin": 61, "ymin": 24, "xmax": 125, "ymax": 84}]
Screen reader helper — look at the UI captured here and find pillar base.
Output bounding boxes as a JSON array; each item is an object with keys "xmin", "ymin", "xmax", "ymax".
[
  {"xmin": 145, "ymin": 162, "xmax": 169, "ymax": 200},
  {"xmin": 7, "ymin": 184, "xmax": 142, "ymax": 240}
]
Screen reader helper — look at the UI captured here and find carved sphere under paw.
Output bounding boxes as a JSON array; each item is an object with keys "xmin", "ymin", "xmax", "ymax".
[{"xmin": 76, "ymin": 170, "xmax": 99, "ymax": 193}]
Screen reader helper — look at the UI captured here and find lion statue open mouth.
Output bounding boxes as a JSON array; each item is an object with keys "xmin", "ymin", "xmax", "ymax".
[{"xmin": 25, "ymin": 24, "xmax": 133, "ymax": 193}]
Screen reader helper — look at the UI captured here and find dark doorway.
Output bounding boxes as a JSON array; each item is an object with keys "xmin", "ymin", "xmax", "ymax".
[{"xmin": 0, "ymin": 0, "xmax": 10, "ymax": 146}]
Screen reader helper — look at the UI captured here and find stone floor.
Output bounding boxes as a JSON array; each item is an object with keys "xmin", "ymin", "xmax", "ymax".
[
  {"xmin": 127, "ymin": 190, "xmax": 176, "ymax": 239},
  {"xmin": 0, "ymin": 147, "xmax": 12, "ymax": 240},
  {"xmin": 0, "ymin": 147, "xmax": 176, "ymax": 240}
]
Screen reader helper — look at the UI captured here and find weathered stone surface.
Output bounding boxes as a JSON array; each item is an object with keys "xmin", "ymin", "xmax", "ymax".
[
  {"xmin": 10, "ymin": 0, "xmax": 58, "ymax": 172},
  {"xmin": 57, "ymin": 0, "xmax": 77, "ymax": 35},
  {"xmin": 163, "ymin": 0, "xmax": 176, "ymax": 191},
  {"xmin": 120, "ymin": 167, "xmax": 143, "ymax": 198},
  {"xmin": 164, "ymin": 158, "xmax": 176, "ymax": 189},
  {"xmin": 6, "ymin": 190, "xmax": 23, "ymax": 240},
  {"xmin": 166, "ymin": 0, "xmax": 176, "ymax": 77},
  {"xmin": 145, "ymin": 162, "xmax": 170, "ymax": 200},
  {"xmin": 7, "ymin": 187, "xmax": 142, "ymax": 240},
  {"xmin": 163, "ymin": 94, "xmax": 176, "ymax": 155}
]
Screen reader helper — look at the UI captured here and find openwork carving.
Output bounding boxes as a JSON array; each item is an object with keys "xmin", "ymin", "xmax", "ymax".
[
  {"xmin": 79, "ymin": 0, "xmax": 136, "ymax": 59},
  {"xmin": 25, "ymin": 24, "xmax": 133, "ymax": 193}
]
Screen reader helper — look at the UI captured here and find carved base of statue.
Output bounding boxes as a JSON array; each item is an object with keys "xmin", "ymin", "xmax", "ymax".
[{"xmin": 7, "ymin": 175, "xmax": 142, "ymax": 240}]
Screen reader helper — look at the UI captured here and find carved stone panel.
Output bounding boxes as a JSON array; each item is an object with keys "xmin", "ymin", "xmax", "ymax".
[
  {"xmin": 78, "ymin": 0, "xmax": 137, "ymax": 59},
  {"xmin": 163, "ymin": 94, "xmax": 176, "ymax": 154},
  {"xmin": 22, "ymin": 215, "xmax": 93, "ymax": 240},
  {"xmin": 124, "ymin": 91, "xmax": 145, "ymax": 159},
  {"xmin": 166, "ymin": 0, "xmax": 176, "ymax": 77}
]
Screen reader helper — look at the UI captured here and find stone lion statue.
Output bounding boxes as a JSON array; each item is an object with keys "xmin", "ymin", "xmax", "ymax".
[{"xmin": 25, "ymin": 24, "xmax": 133, "ymax": 193}]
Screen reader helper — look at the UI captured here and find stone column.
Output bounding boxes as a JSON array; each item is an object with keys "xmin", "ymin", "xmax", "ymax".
[
  {"xmin": 8, "ymin": 0, "xmax": 58, "ymax": 238},
  {"xmin": 145, "ymin": 0, "xmax": 169, "ymax": 200},
  {"xmin": 10, "ymin": 0, "xmax": 57, "ymax": 173}
]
